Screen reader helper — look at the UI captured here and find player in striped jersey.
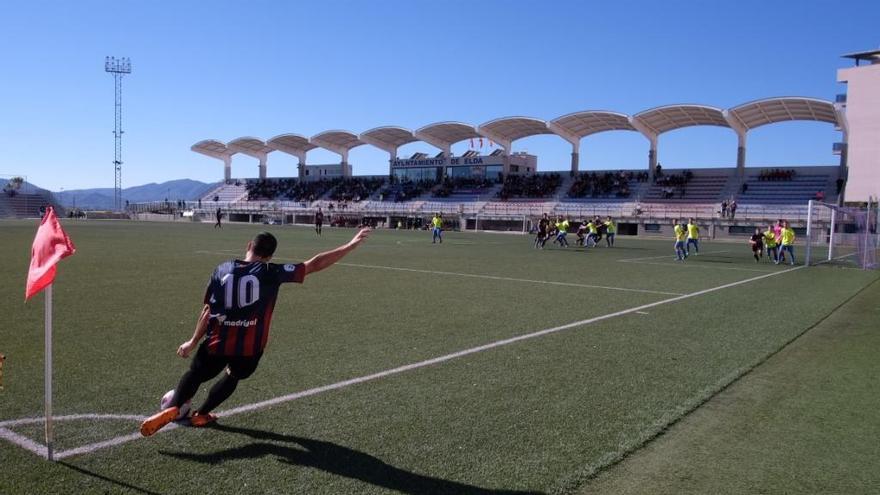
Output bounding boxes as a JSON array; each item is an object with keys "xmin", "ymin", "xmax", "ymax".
[{"xmin": 140, "ymin": 228, "xmax": 371, "ymax": 437}]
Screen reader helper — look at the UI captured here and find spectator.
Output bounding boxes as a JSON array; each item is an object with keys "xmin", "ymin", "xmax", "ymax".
[{"xmin": 729, "ymin": 200, "xmax": 737, "ymax": 219}]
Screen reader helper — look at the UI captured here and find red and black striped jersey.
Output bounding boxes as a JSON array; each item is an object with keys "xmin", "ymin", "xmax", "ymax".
[{"xmin": 202, "ymin": 259, "xmax": 304, "ymax": 356}]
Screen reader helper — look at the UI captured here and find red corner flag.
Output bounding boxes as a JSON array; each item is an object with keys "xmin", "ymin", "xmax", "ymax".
[{"xmin": 26, "ymin": 207, "xmax": 76, "ymax": 301}]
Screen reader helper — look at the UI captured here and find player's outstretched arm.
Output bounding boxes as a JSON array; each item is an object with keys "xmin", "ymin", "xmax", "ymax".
[
  {"xmin": 302, "ymin": 227, "xmax": 371, "ymax": 277},
  {"xmin": 177, "ymin": 303, "xmax": 210, "ymax": 358}
]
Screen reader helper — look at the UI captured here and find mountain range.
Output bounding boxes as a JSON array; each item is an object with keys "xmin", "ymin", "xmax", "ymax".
[{"xmin": 50, "ymin": 179, "xmax": 218, "ymax": 209}]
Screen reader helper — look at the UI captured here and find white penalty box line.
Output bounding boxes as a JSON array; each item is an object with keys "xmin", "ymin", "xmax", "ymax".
[{"xmin": 1, "ymin": 264, "xmax": 805, "ymax": 460}]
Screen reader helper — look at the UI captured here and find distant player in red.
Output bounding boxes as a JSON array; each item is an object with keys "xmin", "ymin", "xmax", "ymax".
[{"xmin": 140, "ymin": 228, "xmax": 371, "ymax": 436}]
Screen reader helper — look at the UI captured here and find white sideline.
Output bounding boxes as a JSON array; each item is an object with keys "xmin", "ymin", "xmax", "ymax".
[
  {"xmin": 195, "ymin": 250, "xmax": 685, "ymax": 296},
  {"xmin": 2, "ymin": 263, "xmax": 800, "ymax": 460}
]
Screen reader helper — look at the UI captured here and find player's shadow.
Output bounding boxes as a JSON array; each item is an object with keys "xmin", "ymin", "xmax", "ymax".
[{"xmin": 161, "ymin": 423, "xmax": 544, "ymax": 495}]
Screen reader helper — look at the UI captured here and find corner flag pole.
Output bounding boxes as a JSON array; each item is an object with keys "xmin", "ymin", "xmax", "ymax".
[{"xmin": 44, "ymin": 284, "xmax": 54, "ymax": 461}]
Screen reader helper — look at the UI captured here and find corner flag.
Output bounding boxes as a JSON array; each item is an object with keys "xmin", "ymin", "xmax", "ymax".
[
  {"xmin": 25, "ymin": 206, "xmax": 75, "ymax": 461},
  {"xmin": 26, "ymin": 206, "xmax": 75, "ymax": 300}
]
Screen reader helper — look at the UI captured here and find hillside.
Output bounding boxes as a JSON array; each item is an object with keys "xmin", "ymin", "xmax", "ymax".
[{"xmin": 52, "ymin": 179, "xmax": 217, "ymax": 209}]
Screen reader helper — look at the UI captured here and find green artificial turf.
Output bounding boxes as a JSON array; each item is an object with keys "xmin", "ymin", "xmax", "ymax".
[
  {"xmin": 1, "ymin": 220, "xmax": 877, "ymax": 494},
  {"xmin": 579, "ymin": 277, "xmax": 880, "ymax": 495}
]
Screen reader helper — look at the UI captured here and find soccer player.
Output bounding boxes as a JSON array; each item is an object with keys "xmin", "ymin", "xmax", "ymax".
[
  {"xmin": 139, "ymin": 228, "xmax": 371, "ymax": 437},
  {"xmin": 686, "ymin": 218, "xmax": 700, "ymax": 255},
  {"xmin": 585, "ymin": 219, "xmax": 599, "ymax": 247},
  {"xmin": 575, "ymin": 220, "xmax": 588, "ymax": 246},
  {"xmin": 749, "ymin": 227, "xmax": 764, "ymax": 262},
  {"xmin": 555, "ymin": 216, "xmax": 570, "ymax": 247},
  {"xmin": 773, "ymin": 219, "xmax": 785, "ymax": 263},
  {"xmin": 776, "ymin": 220, "xmax": 796, "ymax": 265},
  {"xmin": 604, "ymin": 216, "xmax": 616, "ymax": 247},
  {"xmin": 314, "ymin": 207, "xmax": 324, "ymax": 236},
  {"xmin": 431, "ymin": 213, "xmax": 443, "ymax": 243},
  {"xmin": 763, "ymin": 225, "xmax": 778, "ymax": 262},
  {"xmin": 673, "ymin": 219, "xmax": 687, "ymax": 261},
  {"xmin": 535, "ymin": 213, "xmax": 550, "ymax": 249},
  {"xmin": 214, "ymin": 207, "xmax": 223, "ymax": 229}
]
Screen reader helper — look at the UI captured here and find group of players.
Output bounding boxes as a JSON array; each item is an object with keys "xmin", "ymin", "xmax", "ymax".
[
  {"xmin": 748, "ymin": 219, "xmax": 797, "ymax": 265},
  {"xmin": 534, "ymin": 213, "xmax": 617, "ymax": 249}
]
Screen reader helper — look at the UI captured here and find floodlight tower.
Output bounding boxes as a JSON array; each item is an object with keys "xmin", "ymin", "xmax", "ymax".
[{"xmin": 104, "ymin": 56, "xmax": 132, "ymax": 211}]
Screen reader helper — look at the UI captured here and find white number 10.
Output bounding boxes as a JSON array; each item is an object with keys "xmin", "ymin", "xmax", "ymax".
[{"xmin": 220, "ymin": 274, "xmax": 260, "ymax": 309}]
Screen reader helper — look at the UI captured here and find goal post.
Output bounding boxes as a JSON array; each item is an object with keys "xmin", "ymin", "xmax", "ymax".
[{"xmin": 804, "ymin": 199, "xmax": 879, "ymax": 270}]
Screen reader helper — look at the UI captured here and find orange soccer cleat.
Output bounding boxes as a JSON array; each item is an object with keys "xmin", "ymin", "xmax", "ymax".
[
  {"xmin": 189, "ymin": 412, "xmax": 217, "ymax": 427},
  {"xmin": 139, "ymin": 407, "xmax": 179, "ymax": 437}
]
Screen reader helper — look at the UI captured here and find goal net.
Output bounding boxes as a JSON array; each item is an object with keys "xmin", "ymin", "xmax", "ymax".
[{"xmin": 804, "ymin": 199, "xmax": 879, "ymax": 269}]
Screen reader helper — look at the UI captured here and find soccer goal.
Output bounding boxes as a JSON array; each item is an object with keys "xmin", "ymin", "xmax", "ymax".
[{"xmin": 804, "ymin": 199, "xmax": 879, "ymax": 269}]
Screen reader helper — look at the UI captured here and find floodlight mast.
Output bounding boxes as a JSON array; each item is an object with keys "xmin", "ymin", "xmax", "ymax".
[{"xmin": 104, "ymin": 56, "xmax": 132, "ymax": 211}]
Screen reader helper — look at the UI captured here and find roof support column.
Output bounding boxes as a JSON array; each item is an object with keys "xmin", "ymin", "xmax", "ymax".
[
  {"xmin": 295, "ymin": 152, "xmax": 307, "ymax": 180},
  {"xmin": 547, "ymin": 122, "xmax": 581, "ymax": 177},
  {"xmin": 474, "ymin": 127, "xmax": 512, "ymax": 177},
  {"xmin": 257, "ymin": 153, "xmax": 267, "ymax": 180},
  {"xmin": 338, "ymin": 150, "xmax": 349, "ymax": 178},
  {"xmin": 722, "ymin": 111, "xmax": 749, "ymax": 177},
  {"xmin": 629, "ymin": 118, "xmax": 659, "ymax": 177},
  {"xmin": 224, "ymin": 155, "xmax": 232, "ymax": 182},
  {"xmin": 736, "ymin": 134, "xmax": 747, "ymax": 177}
]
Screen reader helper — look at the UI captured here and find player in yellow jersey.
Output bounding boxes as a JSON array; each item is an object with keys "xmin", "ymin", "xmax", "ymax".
[
  {"xmin": 604, "ymin": 217, "xmax": 616, "ymax": 247},
  {"xmin": 585, "ymin": 219, "xmax": 599, "ymax": 247},
  {"xmin": 775, "ymin": 220, "xmax": 796, "ymax": 265},
  {"xmin": 431, "ymin": 213, "xmax": 443, "ymax": 244},
  {"xmin": 686, "ymin": 218, "xmax": 700, "ymax": 255},
  {"xmin": 763, "ymin": 225, "xmax": 778, "ymax": 262},
  {"xmin": 554, "ymin": 216, "xmax": 570, "ymax": 247},
  {"xmin": 673, "ymin": 219, "xmax": 687, "ymax": 261}
]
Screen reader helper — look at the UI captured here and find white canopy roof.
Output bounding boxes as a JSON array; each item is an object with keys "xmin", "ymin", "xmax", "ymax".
[
  {"xmin": 632, "ymin": 105, "xmax": 729, "ymax": 135},
  {"xmin": 726, "ymin": 97, "xmax": 839, "ymax": 131},
  {"xmin": 266, "ymin": 133, "xmax": 316, "ymax": 155},
  {"xmin": 227, "ymin": 137, "xmax": 273, "ymax": 158},
  {"xmin": 549, "ymin": 111, "xmax": 636, "ymax": 138},
  {"xmin": 191, "ymin": 139, "xmax": 229, "ymax": 160},
  {"xmin": 310, "ymin": 130, "xmax": 364, "ymax": 155},
  {"xmin": 359, "ymin": 126, "xmax": 418, "ymax": 151},
  {"xmin": 414, "ymin": 122, "xmax": 481, "ymax": 150},
  {"xmin": 477, "ymin": 116, "xmax": 552, "ymax": 145}
]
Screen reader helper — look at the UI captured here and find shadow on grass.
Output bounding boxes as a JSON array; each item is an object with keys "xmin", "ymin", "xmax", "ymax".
[
  {"xmin": 59, "ymin": 461, "xmax": 164, "ymax": 495},
  {"xmin": 161, "ymin": 423, "xmax": 544, "ymax": 495}
]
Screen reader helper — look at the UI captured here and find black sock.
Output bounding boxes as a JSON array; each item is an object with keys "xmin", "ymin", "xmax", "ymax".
[
  {"xmin": 172, "ymin": 370, "xmax": 206, "ymax": 408},
  {"xmin": 197, "ymin": 374, "xmax": 240, "ymax": 414}
]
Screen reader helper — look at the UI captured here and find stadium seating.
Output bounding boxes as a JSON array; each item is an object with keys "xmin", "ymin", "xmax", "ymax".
[
  {"xmin": 201, "ymin": 181, "xmax": 248, "ymax": 203},
  {"xmin": 735, "ymin": 172, "xmax": 835, "ymax": 204},
  {"xmin": 642, "ymin": 171, "xmax": 730, "ymax": 203},
  {"xmin": 0, "ymin": 192, "xmax": 58, "ymax": 218}
]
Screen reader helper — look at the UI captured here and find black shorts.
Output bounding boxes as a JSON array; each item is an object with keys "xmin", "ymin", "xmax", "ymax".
[
  {"xmin": 752, "ymin": 244, "xmax": 763, "ymax": 252},
  {"xmin": 315, "ymin": 221, "xmax": 323, "ymax": 227},
  {"xmin": 193, "ymin": 342, "xmax": 263, "ymax": 380}
]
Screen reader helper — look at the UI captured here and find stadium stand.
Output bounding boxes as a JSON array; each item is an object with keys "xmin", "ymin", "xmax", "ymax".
[
  {"xmin": 0, "ymin": 191, "xmax": 60, "ymax": 219},
  {"xmin": 642, "ymin": 169, "xmax": 731, "ymax": 203},
  {"xmin": 497, "ymin": 172, "xmax": 562, "ymax": 199},
  {"xmin": 201, "ymin": 181, "xmax": 248, "ymax": 203},
  {"xmin": 735, "ymin": 169, "xmax": 836, "ymax": 204}
]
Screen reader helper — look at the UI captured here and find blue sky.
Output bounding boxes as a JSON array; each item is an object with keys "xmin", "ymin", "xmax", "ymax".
[{"xmin": 1, "ymin": 0, "xmax": 877, "ymax": 191}]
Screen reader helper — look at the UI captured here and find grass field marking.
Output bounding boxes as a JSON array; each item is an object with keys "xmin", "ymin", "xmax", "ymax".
[
  {"xmin": 33, "ymin": 264, "xmax": 803, "ymax": 461},
  {"xmin": 618, "ymin": 250, "xmax": 731, "ymax": 262},
  {"xmin": 193, "ymin": 250, "xmax": 685, "ymax": 296},
  {"xmin": 0, "ymin": 427, "xmax": 47, "ymax": 458},
  {"xmin": 0, "ymin": 413, "xmax": 146, "ymax": 428},
  {"xmin": 620, "ymin": 260, "xmax": 773, "ymax": 273},
  {"xmin": 336, "ymin": 262, "xmax": 686, "ymax": 296}
]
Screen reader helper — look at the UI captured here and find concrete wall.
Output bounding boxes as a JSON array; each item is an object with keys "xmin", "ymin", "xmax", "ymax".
[{"xmin": 838, "ymin": 63, "xmax": 880, "ymax": 202}]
